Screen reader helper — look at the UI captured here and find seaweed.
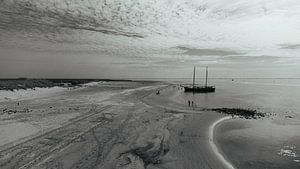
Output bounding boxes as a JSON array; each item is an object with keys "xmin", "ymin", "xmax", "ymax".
[{"xmin": 211, "ymin": 108, "xmax": 265, "ymax": 119}]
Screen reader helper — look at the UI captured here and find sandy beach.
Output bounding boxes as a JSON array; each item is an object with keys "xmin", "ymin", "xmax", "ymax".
[
  {"xmin": 1, "ymin": 0, "xmax": 300, "ymax": 168},
  {"xmin": 0, "ymin": 81, "xmax": 235, "ymax": 169}
]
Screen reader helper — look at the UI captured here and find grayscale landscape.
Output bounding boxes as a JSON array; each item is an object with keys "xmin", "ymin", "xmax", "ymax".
[{"xmin": 0, "ymin": 1, "xmax": 300, "ymax": 169}]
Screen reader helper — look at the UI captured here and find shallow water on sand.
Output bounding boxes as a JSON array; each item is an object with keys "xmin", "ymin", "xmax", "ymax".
[
  {"xmin": 216, "ymin": 118, "xmax": 300, "ymax": 169},
  {"xmin": 170, "ymin": 78, "xmax": 300, "ymax": 168},
  {"xmin": 174, "ymin": 78, "xmax": 300, "ymax": 115}
]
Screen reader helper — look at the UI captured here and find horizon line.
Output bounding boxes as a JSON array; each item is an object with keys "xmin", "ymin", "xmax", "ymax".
[{"xmin": 1, "ymin": 77, "xmax": 300, "ymax": 80}]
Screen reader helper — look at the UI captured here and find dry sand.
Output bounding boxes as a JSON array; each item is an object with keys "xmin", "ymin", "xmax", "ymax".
[{"xmin": 0, "ymin": 81, "xmax": 233, "ymax": 169}]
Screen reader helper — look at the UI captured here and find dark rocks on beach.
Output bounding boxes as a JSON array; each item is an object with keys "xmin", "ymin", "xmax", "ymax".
[
  {"xmin": 285, "ymin": 115, "xmax": 293, "ymax": 119},
  {"xmin": 1, "ymin": 108, "xmax": 30, "ymax": 115},
  {"xmin": 211, "ymin": 108, "xmax": 265, "ymax": 119}
]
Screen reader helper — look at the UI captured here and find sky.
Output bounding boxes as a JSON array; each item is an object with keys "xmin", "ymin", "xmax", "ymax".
[{"xmin": 0, "ymin": 0, "xmax": 300, "ymax": 79}]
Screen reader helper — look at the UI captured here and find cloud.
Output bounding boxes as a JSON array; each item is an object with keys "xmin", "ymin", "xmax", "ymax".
[
  {"xmin": 0, "ymin": 0, "xmax": 144, "ymax": 38},
  {"xmin": 175, "ymin": 46, "xmax": 242, "ymax": 56},
  {"xmin": 221, "ymin": 55, "xmax": 282, "ymax": 63},
  {"xmin": 280, "ymin": 44, "xmax": 300, "ymax": 50},
  {"xmin": 0, "ymin": 0, "xmax": 300, "ymax": 78}
]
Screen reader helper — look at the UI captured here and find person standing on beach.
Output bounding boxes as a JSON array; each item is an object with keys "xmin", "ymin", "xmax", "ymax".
[
  {"xmin": 192, "ymin": 101, "xmax": 194, "ymax": 107},
  {"xmin": 188, "ymin": 100, "xmax": 190, "ymax": 106}
]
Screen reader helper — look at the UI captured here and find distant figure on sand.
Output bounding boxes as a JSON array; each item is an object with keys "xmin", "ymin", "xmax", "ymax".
[
  {"xmin": 188, "ymin": 100, "xmax": 190, "ymax": 106},
  {"xmin": 156, "ymin": 90, "xmax": 160, "ymax": 95},
  {"xmin": 192, "ymin": 101, "xmax": 194, "ymax": 107}
]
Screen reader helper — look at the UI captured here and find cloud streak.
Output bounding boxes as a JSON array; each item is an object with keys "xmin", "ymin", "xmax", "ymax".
[{"xmin": 0, "ymin": 0, "xmax": 300, "ymax": 78}]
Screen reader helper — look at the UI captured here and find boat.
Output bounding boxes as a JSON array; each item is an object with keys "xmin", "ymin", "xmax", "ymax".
[{"xmin": 183, "ymin": 66, "xmax": 215, "ymax": 93}]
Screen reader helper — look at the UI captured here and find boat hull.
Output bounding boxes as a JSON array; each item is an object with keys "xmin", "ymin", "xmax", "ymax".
[{"xmin": 184, "ymin": 86, "xmax": 215, "ymax": 93}]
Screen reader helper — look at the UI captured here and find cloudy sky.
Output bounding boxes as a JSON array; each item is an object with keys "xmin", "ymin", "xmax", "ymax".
[{"xmin": 0, "ymin": 0, "xmax": 300, "ymax": 79}]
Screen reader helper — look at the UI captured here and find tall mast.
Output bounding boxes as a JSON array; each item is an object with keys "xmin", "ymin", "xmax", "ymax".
[
  {"xmin": 193, "ymin": 66, "xmax": 195, "ymax": 89},
  {"xmin": 205, "ymin": 66, "xmax": 208, "ymax": 87}
]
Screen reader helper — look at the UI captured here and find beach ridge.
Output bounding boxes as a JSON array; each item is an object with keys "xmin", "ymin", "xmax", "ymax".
[{"xmin": 209, "ymin": 116, "xmax": 235, "ymax": 169}]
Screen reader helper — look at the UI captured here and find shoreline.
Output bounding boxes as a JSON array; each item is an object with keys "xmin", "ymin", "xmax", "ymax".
[
  {"xmin": 209, "ymin": 116, "xmax": 235, "ymax": 169},
  {"xmin": 2, "ymin": 82, "xmax": 294, "ymax": 168},
  {"xmin": 141, "ymin": 84, "xmax": 245, "ymax": 168}
]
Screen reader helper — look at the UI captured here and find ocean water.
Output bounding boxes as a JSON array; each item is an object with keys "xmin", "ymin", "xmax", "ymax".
[
  {"xmin": 171, "ymin": 78, "xmax": 300, "ymax": 115},
  {"xmin": 149, "ymin": 78, "xmax": 300, "ymax": 168},
  {"xmin": 172, "ymin": 78, "xmax": 300, "ymax": 169}
]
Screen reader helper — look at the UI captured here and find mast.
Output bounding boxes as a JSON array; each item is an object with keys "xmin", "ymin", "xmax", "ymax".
[
  {"xmin": 192, "ymin": 66, "xmax": 195, "ymax": 89},
  {"xmin": 205, "ymin": 66, "xmax": 208, "ymax": 87}
]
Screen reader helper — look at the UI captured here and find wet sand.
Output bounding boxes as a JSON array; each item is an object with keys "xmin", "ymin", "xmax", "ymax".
[
  {"xmin": 0, "ymin": 81, "xmax": 235, "ymax": 169},
  {"xmin": 216, "ymin": 118, "xmax": 300, "ymax": 169},
  {"xmin": 209, "ymin": 117, "xmax": 235, "ymax": 169}
]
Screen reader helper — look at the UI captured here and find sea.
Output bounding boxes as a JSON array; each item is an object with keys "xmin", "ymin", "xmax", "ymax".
[{"xmin": 143, "ymin": 78, "xmax": 300, "ymax": 169}]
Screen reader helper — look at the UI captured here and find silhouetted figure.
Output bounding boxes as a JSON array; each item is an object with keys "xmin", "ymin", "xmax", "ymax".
[
  {"xmin": 156, "ymin": 90, "xmax": 160, "ymax": 95},
  {"xmin": 188, "ymin": 100, "xmax": 190, "ymax": 106},
  {"xmin": 192, "ymin": 101, "xmax": 194, "ymax": 107}
]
